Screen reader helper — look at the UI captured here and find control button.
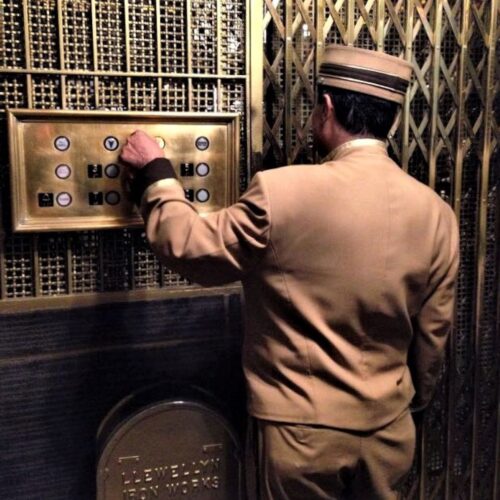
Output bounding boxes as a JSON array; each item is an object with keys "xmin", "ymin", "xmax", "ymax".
[
  {"xmin": 54, "ymin": 136, "xmax": 70, "ymax": 152},
  {"xmin": 155, "ymin": 136, "xmax": 166, "ymax": 149},
  {"xmin": 105, "ymin": 164, "xmax": 120, "ymax": 178},
  {"xmin": 196, "ymin": 189, "xmax": 210, "ymax": 203},
  {"xmin": 196, "ymin": 162, "xmax": 210, "ymax": 177},
  {"xmin": 55, "ymin": 164, "xmax": 71, "ymax": 179},
  {"xmin": 56, "ymin": 192, "xmax": 72, "ymax": 207},
  {"xmin": 180, "ymin": 163, "xmax": 194, "ymax": 177},
  {"xmin": 88, "ymin": 164, "xmax": 103, "ymax": 178},
  {"xmin": 195, "ymin": 136, "xmax": 210, "ymax": 151},
  {"xmin": 105, "ymin": 191, "xmax": 121, "ymax": 205},
  {"xmin": 184, "ymin": 189, "xmax": 194, "ymax": 202},
  {"xmin": 89, "ymin": 192, "xmax": 104, "ymax": 206},
  {"xmin": 104, "ymin": 136, "xmax": 119, "ymax": 151},
  {"xmin": 38, "ymin": 193, "xmax": 54, "ymax": 207}
]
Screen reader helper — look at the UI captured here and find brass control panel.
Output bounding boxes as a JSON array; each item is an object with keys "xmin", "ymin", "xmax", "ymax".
[{"xmin": 8, "ymin": 110, "xmax": 240, "ymax": 232}]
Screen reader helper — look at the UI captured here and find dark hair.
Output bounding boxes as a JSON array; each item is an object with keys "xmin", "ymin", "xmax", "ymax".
[{"xmin": 317, "ymin": 85, "xmax": 399, "ymax": 139}]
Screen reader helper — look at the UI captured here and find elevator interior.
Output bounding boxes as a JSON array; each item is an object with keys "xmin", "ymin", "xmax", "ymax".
[{"xmin": 0, "ymin": 1, "xmax": 498, "ymax": 499}]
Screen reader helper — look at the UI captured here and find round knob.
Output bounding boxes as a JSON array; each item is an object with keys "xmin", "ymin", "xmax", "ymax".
[
  {"xmin": 55, "ymin": 164, "xmax": 71, "ymax": 179},
  {"xmin": 105, "ymin": 191, "xmax": 121, "ymax": 205},
  {"xmin": 196, "ymin": 163, "xmax": 210, "ymax": 177},
  {"xmin": 105, "ymin": 164, "xmax": 120, "ymax": 178},
  {"xmin": 54, "ymin": 136, "xmax": 70, "ymax": 152},
  {"xmin": 195, "ymin": 136, "xmax": 210, "ymax": 151},
  {"xmin": 104, "ymin": 136, "xmax": 119, "ymax": 151},
  {"xmin": 196, "ymin": 189, "xmax": 210, "ymax": 203},
  {"xmin": 56, "ymin": 192, "xmax": 72, "ymax": 207}
]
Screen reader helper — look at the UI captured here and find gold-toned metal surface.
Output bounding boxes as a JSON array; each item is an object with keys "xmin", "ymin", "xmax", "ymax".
[
  {"xmin": 97, "ymin": 400, "xmax": 242, "ymax": 499},
  {"xmin": 0, "ymin": 0, "xmax": 261, "ymax": 309},
  {"xmin": 8, "ymin": 109, "xmax": 239, "ymax": 232},
  {"xmin": 0, "ymin": 1, "xmax": 498, "ymax": 498}
]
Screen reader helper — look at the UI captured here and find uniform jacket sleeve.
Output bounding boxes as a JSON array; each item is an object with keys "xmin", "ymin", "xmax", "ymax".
[
  {"xmin": 134, "ymin": 158, "xmax": 271, "ymax": 286},
  {"xmin": 409, "ymin": 204, "xmax": 460, "ymax": 412}
]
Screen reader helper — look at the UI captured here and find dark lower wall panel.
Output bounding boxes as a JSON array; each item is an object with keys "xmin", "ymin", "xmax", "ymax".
[
  {"xmin": 0, "ymin": 293, "xmax": 245, "ymax": 500},
  {"xmin": 0, "ymin": 294, "xmax": 240, "ymax": 358}
]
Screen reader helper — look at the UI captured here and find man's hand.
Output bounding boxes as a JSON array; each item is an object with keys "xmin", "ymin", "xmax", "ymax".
[{"xmin": 120, "ymin": 130, "xmax": 165, "ymax": 169}]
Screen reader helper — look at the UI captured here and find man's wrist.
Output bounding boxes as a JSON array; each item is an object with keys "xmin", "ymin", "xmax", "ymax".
[{"xmin": 130, "ymin": 158, "xmax": 178, "ymax": 205}]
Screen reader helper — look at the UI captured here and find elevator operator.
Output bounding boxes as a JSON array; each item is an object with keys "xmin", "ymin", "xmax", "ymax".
[{"xmin": 120, "ymin": 45, "xmax": 459, "ymax": 500}]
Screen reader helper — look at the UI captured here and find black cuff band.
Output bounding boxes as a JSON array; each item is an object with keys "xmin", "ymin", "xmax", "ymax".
[{"xmin": 130, "ymin": 158, "xmax": 177, "ymax": 205}]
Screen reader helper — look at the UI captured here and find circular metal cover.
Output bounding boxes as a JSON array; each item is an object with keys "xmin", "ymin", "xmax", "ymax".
[{"xmin": 97, "ymin": 401, "xmax": 242, "ymax": 500}]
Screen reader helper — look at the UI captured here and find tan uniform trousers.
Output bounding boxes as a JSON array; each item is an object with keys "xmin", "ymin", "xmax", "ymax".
[{"xmin": 249, "ymin": 409, "xmax": 416, "ymax": 500}]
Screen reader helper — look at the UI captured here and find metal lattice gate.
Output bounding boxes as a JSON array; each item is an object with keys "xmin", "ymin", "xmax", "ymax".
[{"xmin": 263, "ymin": 1, "xmax": 499, "ymax": 499}]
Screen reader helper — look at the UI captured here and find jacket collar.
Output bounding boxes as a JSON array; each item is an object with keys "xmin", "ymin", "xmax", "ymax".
[{"xmin": 321, "ymin": 138, "xmax": 388, "ymax": 163}]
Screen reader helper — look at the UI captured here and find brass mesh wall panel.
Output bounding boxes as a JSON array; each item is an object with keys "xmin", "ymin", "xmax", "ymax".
[
  {"xmin": 0, "ymin": 0, "xmax": 258, "ymax": 310},
  {"xmin": 70, "ymin": 231, "xmax": 100, "ymax": 293},
  {"xmin": 161, "ymin": 2, "xmax": 187, "ymax": 74},
  {"xmin": 63, "ymin": 0, "xmax": 93, "ymax": 71},
  {"xmin": 28, "ymin": 1, "xmax": 58, "ymax": 70},
  {"xmin": 0, "ymin": 1, "xmax": 23, "ymax": 68},
  {"xmin": 263, "ymin": 1, "xmax": 499, "ymax": 499},
  {"xmin": 96, "ymin": 1, "xmax": 125, "ymax": 72}
]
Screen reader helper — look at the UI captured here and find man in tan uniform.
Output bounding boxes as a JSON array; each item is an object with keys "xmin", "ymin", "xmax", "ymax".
[{"xmin": 120, "ymin": 46, "xmax": 459, "ymax": 499}]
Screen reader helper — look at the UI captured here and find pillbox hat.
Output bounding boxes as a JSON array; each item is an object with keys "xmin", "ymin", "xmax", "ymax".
[{"xmin": 318, "ymin": 45, "xmax": 412, "ymax": 104}]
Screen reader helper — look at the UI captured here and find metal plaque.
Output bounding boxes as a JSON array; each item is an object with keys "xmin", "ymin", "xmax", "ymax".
[
  {"xmin": 8, "ymin": 109, "xmax": 240, "ymax": 232},
  {"xmin": 97, "ymin": 401, "xmax": 243, "ymax": 500}
]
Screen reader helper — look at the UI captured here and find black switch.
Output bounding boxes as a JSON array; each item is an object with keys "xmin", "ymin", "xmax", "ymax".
[
  {"xmin": 180, "ymin": 163, "xmax": 194, "ymax": 177},
  {"xmin": 88, "ymin": 164, "xmax": 102, "ymax": 178},
  {"xmin": 88, "ymin": 192, "xmax": 103, "ymax": 205},
  {"xmin": 38, "ymin": 192, "xmax": 54, "ymax": 207},
  {"xmin": 184, "ymin": 189, "xmax": 194, "ymax": 201}
]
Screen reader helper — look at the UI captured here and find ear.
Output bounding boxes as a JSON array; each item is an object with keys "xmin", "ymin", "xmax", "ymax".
[{"xmin": 320, "ymin": 93, "xmax": 335, "ymax": 124}]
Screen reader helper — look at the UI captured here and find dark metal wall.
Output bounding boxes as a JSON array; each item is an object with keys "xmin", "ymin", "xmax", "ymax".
[{"xmin": 0, "ymin": 294, "xmax": 245, "ymax": 498}]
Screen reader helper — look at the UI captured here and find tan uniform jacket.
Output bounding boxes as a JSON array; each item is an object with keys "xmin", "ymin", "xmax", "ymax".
[{"xmin": 139, "ymin": 139, "xmax": 459, "ymax": 431}]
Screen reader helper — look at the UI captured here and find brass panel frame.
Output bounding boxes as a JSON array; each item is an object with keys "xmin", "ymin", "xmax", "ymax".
[{"xmin": 8, "ymin": 109, "xmax": 240, "ymax": 232}]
